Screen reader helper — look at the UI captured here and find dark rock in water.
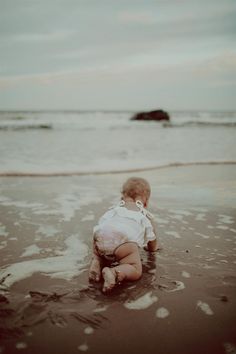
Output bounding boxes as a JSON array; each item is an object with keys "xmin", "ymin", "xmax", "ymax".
[{"xmin": 131, "ymin": 109, "xmax": 170, "ymax": 121}]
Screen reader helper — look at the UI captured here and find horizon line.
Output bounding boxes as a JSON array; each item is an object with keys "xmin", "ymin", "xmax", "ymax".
[{"xmin": 0, "ymin": 108, "xmax": 236, "ymax": 113}]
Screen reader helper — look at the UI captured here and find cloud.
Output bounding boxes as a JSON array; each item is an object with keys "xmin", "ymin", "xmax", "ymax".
[
  {"xmin": 117, "ymin": 3, "xmax": 236, "ymax": 42},
  {"xmin": 193, "ymin": 51, "xmax": 236, "ymax": 76},
  {"xmin": 1, "ymin": 47, "xmax": 236, "ymax": 88},
  {"xmin": 118, "ymin": 11, "xmax": 158, "ymax": 25},
  {"xmin": 0, "ymin": 0, "xmax": 236, "ymax": 109},
  {"xmin": 6, "ymin": 30, "xmax": 77, "ymax": 43}
]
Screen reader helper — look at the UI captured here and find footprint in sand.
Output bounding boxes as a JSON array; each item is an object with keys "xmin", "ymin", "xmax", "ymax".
[
  {"xmin": 167, "ymin": 280, "xmax": 185, "ymax": 292},
  {"xmin": 158, "ymin": 279, "xmax": 185, "ymax": 292}
]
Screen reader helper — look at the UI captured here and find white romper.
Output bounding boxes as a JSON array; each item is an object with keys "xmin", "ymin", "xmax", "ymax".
[{"xmin": 93, "ymin": 200, "xmax": 156, "ymax": 259}]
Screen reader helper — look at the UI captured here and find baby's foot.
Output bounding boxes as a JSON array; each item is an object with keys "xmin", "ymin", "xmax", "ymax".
[
  {"xmin": 89, "ymin": 258, "xmax": 101, "ymax": 282},
  {"xmin": 102, "ymin": 267, "xmax": 117, "ymax": 293}
]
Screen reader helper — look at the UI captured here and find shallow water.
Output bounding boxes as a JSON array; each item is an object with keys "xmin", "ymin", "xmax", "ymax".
[{"xmin": 0, "ymin": 110, "xmax": 236, "ymax": 175}]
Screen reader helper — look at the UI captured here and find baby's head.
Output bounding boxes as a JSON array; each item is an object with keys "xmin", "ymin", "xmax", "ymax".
[{"xmin": 121, "ymin": 177, "xmax": 151, "ymax": 207}]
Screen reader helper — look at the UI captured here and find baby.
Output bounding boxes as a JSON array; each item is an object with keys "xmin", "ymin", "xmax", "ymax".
[{"xmin": 88, "ymin": 177, "xmax": 159, "ymax": 293}]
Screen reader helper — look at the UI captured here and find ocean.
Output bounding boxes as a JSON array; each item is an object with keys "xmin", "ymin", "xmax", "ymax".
[{"xmin": 0, "ymin": 110, "xmax": 236, "ymax": 175}]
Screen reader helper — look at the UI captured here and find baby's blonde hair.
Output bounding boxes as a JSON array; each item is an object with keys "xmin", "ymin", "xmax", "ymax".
[{"xmin": 121, "ymin": 177, "xmax": 151, "ymax": 201}]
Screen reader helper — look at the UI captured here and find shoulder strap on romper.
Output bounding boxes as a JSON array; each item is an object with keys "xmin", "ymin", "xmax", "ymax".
[{"xmin": 135, "ymin": 200, "xmax": 154, "ymax": 219}]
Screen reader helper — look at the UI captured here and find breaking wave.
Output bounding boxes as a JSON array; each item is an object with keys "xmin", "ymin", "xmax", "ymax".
[
  {"xmin": 0, "ymin": 110, "xmax": 236, "ymax": 130},
  {"xmin": 163, "ymin": 121, "xmax": 236, "ymax": 128},
  {"xmin": 0, "ymin": 124, "xmax": 53, "ymax": 130}
]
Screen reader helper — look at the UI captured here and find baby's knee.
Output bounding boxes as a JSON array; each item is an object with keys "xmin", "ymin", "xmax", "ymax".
[
  {"xmin": 134, "ymin": 269, "xmax": 142, "ymax": 280},
  {"xmin": 118, "ymin": 267, "xmax": 142, "ymax": 282},
  {"xmin": 134, "ymin": 264, "xmax": 142, "ymax": 278}
]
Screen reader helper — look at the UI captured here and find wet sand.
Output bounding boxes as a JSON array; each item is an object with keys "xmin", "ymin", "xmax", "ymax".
[{"xmin": 0, "ymin": 164, "xmax": 236, "ymax": 354}]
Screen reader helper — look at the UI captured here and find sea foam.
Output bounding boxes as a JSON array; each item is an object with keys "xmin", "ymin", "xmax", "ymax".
[{"xmin": 0, "ymin": 234, "xmax": 88, "ymax": 287}]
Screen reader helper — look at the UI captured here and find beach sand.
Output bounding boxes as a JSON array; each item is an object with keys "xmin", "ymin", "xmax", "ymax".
[{"xmin": 0, "ymin": 164, "xmax": 236, "ymax": 354}]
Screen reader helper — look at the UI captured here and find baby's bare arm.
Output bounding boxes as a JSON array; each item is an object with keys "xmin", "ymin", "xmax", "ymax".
[{"xmin": 146, "ymin": 217, "xmax": 161, "ymax": 252}]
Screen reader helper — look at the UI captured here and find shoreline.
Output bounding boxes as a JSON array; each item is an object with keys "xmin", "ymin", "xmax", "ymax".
[{"xmin": 0, "ymin": 160, "xmax": 236, "ymax": 177}]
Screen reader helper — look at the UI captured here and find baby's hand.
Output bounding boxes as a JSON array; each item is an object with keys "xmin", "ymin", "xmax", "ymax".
[{"xmin": 144, "ymin": 241, "xmax": 162, "ymax": 252}]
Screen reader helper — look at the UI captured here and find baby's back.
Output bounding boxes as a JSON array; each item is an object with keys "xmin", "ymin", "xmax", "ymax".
[{"xmin": 94, "ymin": 206, "xmax": 148, "ymax": 248}]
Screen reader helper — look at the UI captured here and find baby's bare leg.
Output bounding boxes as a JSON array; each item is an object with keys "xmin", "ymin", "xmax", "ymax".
[
  {"xmin": 102, "ymin": 242, "xmax": 142, "ymax": 292},
  {"xmin": 114, "ymin": 242, "xmax": 142, "ymax": 281},
  {"xmin": 89, "ymin": 242, "xmax": 102, "ymax": 282}
]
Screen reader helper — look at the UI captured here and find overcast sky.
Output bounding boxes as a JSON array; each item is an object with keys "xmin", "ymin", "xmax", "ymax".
[{"xmin": 0, "ymin": 0, "xmax": 235, "ymax": 110}]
